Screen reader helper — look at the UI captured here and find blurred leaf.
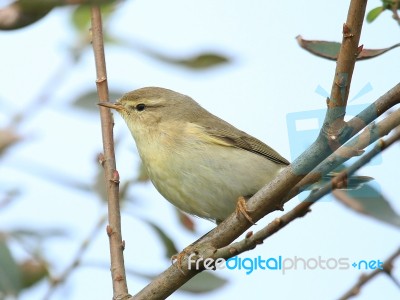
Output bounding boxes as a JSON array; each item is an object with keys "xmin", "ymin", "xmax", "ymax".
[
  {"xmin": 145, "ymin": 221, "xmax": 178, "ymax": 258},
  {"xmin": 94, "ymin": 166, "xmax": 108, "ymax": 202},
  {"xmin": 113, "ymin": 37, "xmax": 231, "ymax": 69},
  {"xmin": 382, "ymin": 0, "xmax": 399, "ymax": 10},
  {"xmin": 296, "ymin": 35, "xmax": 400, "ymax": 61},
  {"xmin": 72, "ymin": 90, "xmax": 123, "ymax": 111},
  {"xmin": 104, "ymin": 32, "xmax": 123, "ymax": 45},
  {"xmin": 71, "ymin": 1, "xmax": 117, "ymax": 32},
  {"xmin": 10, "ymin": 228, "xmax": 68, "ymax": 241},
  {"xmin": 176, "ymin": 209, "xmax": 196, "ymax": 232},
  {"xmin": 19, "ymin": 260, "xmax": 48, "ymax": 288},
  {"xmin": 0, "ymin": 129, "xmax": 21, "ymax": 155},
  {"xmin": 151, "ymin": 52, "xmax": 230, "ymax": 69},
  {"xmin": 0, "ymin": 189, "xmax": 20, "ymax": 210},
  {"xmin": 0, "ymin": 0, "xmax": 115, "ymax": 30},
  {"xmin": 119, "ymin": 180, "xmax": 132, "ymax": 202},
  {"xmin": 333, "ymin": 184, "xmax": 400, "ymax": 227},
  {"xmin": 173, "ymin": 53, "xmax": 230, "ymax": 69},
  {"xmin": 366, "ymin": 6, "xmax": 384, "ymax": 23},
  {"xmin": 358, "ymin": 45, "xmax": 400, "ymax": 60},
  {"xmin": 180, "ymin": 271, "xmax": 227, "ymax": 293},
  {"xmin": 0, "ymin": 1, "xmax": 53, "ymax": 30},
  {"xmin": 0, "ymin": 239, "xmax": 22, "ymax": 295},
  {"xmin": 12, "ymin": 159, "xmax": 92, "ymax": 192}
]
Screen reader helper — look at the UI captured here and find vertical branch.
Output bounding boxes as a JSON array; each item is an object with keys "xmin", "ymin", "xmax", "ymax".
[
  {"xmin": 90, "ymin": 6, "xmax": 130, "ymax": 299},
  {"xmin": 326, "ymin": 0, "xmax": 368, "ymax": 131},
  {"xmin": 293, "ymin": 0, "xmax": 368, "ymax": 176}
]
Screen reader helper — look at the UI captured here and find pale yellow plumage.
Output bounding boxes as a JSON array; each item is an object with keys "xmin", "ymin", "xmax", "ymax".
[{"xmin": 99, "ymin": 87, "xmax": 289, "ymax": 223}]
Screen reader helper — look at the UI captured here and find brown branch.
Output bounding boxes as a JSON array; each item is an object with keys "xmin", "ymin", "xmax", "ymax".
[
  {"xmin": 327, "ymin": 0, "xmax": 367, "ymax": 113},
  {"xmin": 338, "ymin": 247, "xmax": 400, "ymax": 300},
  {"xmin": 131, "ymin": 1, "xmax": 375, "ymax": 299},
  {"xmin": 391, "ymin": 0, "xmax": 400, "ymax": 26},
  {"xmin": 90, "ymin": 6, "xmax": 130, "ymax": 299}
]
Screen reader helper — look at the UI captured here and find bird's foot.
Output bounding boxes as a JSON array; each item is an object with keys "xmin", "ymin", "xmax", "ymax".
[
  {"xmin": 235, "ymin": 196, "xmax": 255, "ymax": 224},
  {"xmin": 171, "ymin": 245, "xmax": 196, "ymax": 274}
]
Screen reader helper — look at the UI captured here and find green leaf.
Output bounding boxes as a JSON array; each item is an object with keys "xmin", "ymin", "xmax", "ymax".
[
  {"xmin": 71, "ymin": 2, "xmax": 117, "ymax": 32},
  {"xmin": 296, "ymin": 35, "xmax": 400, "ymax": 61},
  {"xmin": 296, "ymin": 35, "xmax": 341, "ymax": 60},
  {"xmin": 366, "ymin": 6, "xmax": 384, "ymax": 23},
  {"xmin": 383, "ymin": 0, "xmax": 397, "ymax": 9},
  {"xmin": 174, "ymin": 53, "xmax": 230, "ymax": 69},
  {"xmin": 144, "ymin": 221, "xmax": 178, "ymax": 258},
  {"xmin": 72, "ymin": 90, "xmax": 123, "ymax": 112},
  {"xmin": 71, "ymin": 5, "xmax": 91, "ymax": 32},
  {"xmin": 151, "ymin": 52, "xmax": 230, "ymax": 70},
  {"xmin": 0, "ymin": 239, "xmax": 22, "ymax": 295},
  {"xmin": 10, "ymin": 228, "xmax": 68, "ymax": 241},
  {"xmin": 125, "ymin": 40, "xmax": 230, "ymax": 70},
  {"xmin": 334, "ymin": 183, "xmax": 400, "ymax": 228},
  {"xmin": 180, "ymin": 271, "xmax": 227, "ymax": 293}
]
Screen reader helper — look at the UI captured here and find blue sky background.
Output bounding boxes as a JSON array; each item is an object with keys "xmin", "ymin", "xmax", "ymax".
[{"xmin": 0, "ymin": 0, "xmax": 399, "ymax": 299}]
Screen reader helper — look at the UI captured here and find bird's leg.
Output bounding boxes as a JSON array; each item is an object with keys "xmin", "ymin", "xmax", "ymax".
[{"xmin": 235, "ymin": 196, "xmax": 255, "ymax": 224}]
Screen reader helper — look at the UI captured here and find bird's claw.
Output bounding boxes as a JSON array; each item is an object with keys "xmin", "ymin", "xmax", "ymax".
[{"xmin": 235, "ymin": 196, "xmax": 255, "ymax": 224}]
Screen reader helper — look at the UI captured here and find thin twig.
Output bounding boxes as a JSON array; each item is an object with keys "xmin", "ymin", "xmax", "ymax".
[
  {"xmin": 391, "ymin": 0, "xmax": 400, "ymax": 26},
  {"xmin": 0, "ymin": 189, "xmax": 19, "ymax": 210},
  {"xmin": 8, "ymin": 56, "xmax": 73, "ymax": 128},
  {"xmin": 338, "ymin": 247, "xmax": 400, "ymax": 300},
  {"xmin": 43, "ymin": 215, "xmax": 107, "ymax": 300},
  {"xmin": 90, "ymin": 6, "xmax": 130, "ymax": 299}
]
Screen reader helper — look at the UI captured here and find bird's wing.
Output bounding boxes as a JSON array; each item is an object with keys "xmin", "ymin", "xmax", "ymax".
[{"xmin": 188, "ymin": 122, "xmax": 290, "ymax": 165}]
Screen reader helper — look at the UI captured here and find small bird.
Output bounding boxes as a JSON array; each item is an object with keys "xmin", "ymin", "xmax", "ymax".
[{"xmin": 98, "ymin": 87, "xmax": 367, "ymax": 224}]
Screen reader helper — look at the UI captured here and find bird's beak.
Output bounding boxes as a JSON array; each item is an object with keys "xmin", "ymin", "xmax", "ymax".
[{"xmin": 98, "ymin": 101, "xmax": 123, "ymax": 111}]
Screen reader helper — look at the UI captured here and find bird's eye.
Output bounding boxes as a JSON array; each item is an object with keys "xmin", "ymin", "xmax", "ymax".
[{"xmin": 136, "ymin": 103, "xmax": 146, "ymax": 111}]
